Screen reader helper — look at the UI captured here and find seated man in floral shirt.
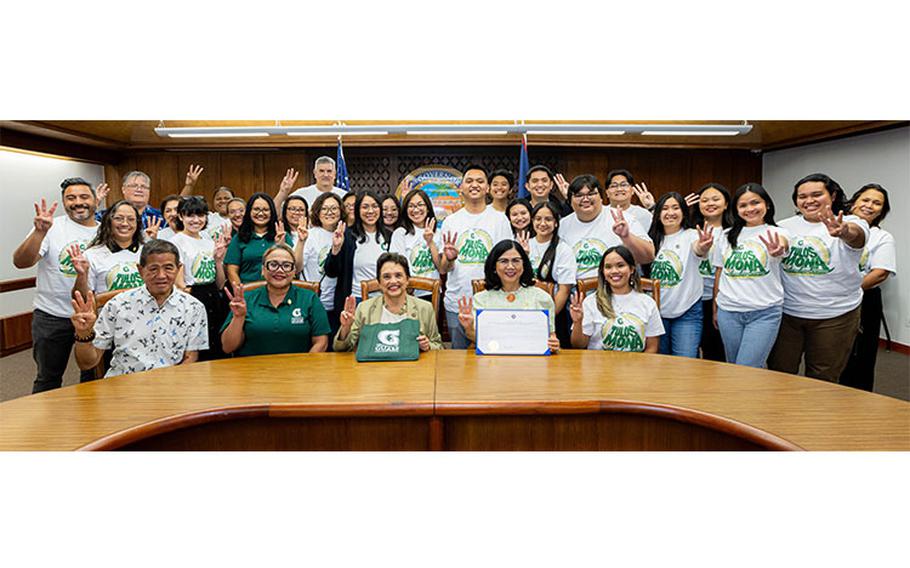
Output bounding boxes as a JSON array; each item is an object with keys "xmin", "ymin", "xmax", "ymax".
[{"xmin": 72, "ymin": 239, "xmax": 208, "ymax": 377}]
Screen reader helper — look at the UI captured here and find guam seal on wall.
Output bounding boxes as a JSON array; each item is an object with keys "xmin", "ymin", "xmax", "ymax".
[{"xmin": 396, "ymin": 166, "xmax": 463, "ymax": 227}]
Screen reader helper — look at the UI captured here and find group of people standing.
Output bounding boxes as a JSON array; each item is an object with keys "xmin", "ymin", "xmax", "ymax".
[{"xmin": 14, "ymin": 155, "xmax": 896, "ymax": 395}]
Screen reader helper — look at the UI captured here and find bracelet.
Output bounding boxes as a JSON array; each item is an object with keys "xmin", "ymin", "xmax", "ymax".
[{"xmin": 74, "ymin": 331, "xmax": 96, "ymax": 343}]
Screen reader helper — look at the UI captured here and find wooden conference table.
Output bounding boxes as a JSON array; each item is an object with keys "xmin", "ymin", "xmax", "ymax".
[{"xmin": 1, "ymin": 351, "xmax": 908, "ymax": 451}]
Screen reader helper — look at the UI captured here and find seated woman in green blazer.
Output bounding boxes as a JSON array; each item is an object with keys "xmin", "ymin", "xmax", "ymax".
[{"xmin": 334, "ymin": 252, "xmax": 443, "ymax": 352}]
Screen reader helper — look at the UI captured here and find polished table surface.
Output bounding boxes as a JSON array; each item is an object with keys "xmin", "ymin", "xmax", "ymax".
[{"xmin": 1, "ymin": 351, "xmax": 908, "ymax": 450}]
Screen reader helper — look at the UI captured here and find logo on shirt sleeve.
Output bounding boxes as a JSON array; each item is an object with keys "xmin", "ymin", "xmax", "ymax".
[{"xmin": 782, "ymin": 237, "xmax": 834, "ymax": 276}]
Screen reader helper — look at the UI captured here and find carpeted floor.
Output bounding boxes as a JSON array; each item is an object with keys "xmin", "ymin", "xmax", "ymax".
[{"xmin": 2, "ymin": 347, "xmax": 907, "ymax": 403}]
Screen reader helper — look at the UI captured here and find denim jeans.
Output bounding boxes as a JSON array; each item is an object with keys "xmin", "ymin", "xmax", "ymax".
[
  {"xmin": 659, "ymin": 300, "xmax": 703, "ymax": 358},
  {"xmin": 445, "ymin": 310, "xmax": 471, "ymax": 350},
  {"xmin": 717, "ymin": 305, "xmax": 783, "ymax": 368},
  {"xmin": 31, "ymin": 309, "xmax": 77, "ymax": 393}
]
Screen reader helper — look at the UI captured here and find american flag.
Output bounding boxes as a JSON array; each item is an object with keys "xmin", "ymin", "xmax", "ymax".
[
  {"xmin": 516, "ymin": 132, "xmax": 530, "ymax": 199},
  {"xmin": 336, "ymin": 137, "xmax": 351, "ymax": 191}
]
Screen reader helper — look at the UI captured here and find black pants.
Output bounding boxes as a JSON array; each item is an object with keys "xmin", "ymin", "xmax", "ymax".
[
  {"xmin": 839, "ymin": 288, "xmax": 882, "ymax": 392},
  {"xmin": 556, "ymin": 304, "xmax": 572, "ymax": 349},
  {"xmin": 699, "ymin": 299, "xmax": 726, "ymax": 362},
  {"xmin": 193, "ymin": 283, "xmax": 228, "ymax": 361},
  {"xmin": 31, "ymin": 309, "xmax": 77, "ymax": 394},
  {"xmin": 326, "ymin": 308, "xmax": 341, "ymax": 352}
]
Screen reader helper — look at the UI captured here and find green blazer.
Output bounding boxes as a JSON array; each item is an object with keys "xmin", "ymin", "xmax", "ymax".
[{"xmin": 333, "ymin": 294, "xmax": 444, "ymax": 352}]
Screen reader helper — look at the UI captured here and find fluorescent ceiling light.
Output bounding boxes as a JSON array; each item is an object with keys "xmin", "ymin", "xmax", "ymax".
[
  {"xmin": 527, "ymin": 130, "xmax": 626, "ymax": 135},
  {"xmin": 641, "ymin": 130, "xmax": 743, "ymax": 136},
  {"xmin": 287, "ymin": 131, "xmax": 387, "ymax": 136},
  {"xmin": 405, "ymin": 130, "xmax": 510, "ymax": 135},
  {"xmin": 167, "ymin": 132, "xmax": 270, "ymax": 138}
]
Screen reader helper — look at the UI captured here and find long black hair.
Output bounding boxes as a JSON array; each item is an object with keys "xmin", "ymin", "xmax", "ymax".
[
  {"xmin": 88, "ymin": 200, "xmax": 143, "ymax": 252},
  {"xmin": 483, "ymin": 240, "xmax": 535, "ymax": 291},
  {"xmin": 505, "ymin": 198, "xmax": 533, "ymax": 235},
  {"xmin": 238, "ymin": 192, "xmax": 279, "ymax": 243},
  {"xmin": 352, "ymin": 189, "xmax": 392, "ymax": 245},
  {"xmin": 728, "ymin": 183, "xmax": 777, "ymax": 248},
  {"xmin": 792, "ymin": 173, "xmax": 847, "ymax": 215},
  {"xmin": 529, "ymin": 201, "xmax": 563, "ymax": 283},
  {"xmin": 690, "ymin": 182, "xmax": 732, "ymax": 229},
  {"xmin": 380, "ymin": 193, "xmax": 402, "ymax": 232},
  {"xmin": 282, "ymin": 195, "xmax": 308, "ymax": 230},
  {"xmin": 174, "ymin": 196, "xmax": 209, "ymax": 232},
  {"xmin": 847, "ymin": 183, "xmax": 891, "ymax": 227},
  {"xmin": 647, "ymin": 192, "xmax": 692, "ymax": 254},
  {"xmin": 595, "ymin": 245, "xmax": 641, "ymax": 319},
  {"xmin": 400, "ymin": 189, "xmax": 437, "ymax": 236}
]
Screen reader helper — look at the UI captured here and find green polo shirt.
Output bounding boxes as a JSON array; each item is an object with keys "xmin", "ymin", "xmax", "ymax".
[
  {"xmin": 224, "ymin": 232, "xmax": 294, "ymax": 283},
  {"xmin": 221, "ymin": 285, "xmax": 331, "ymax": 357}
]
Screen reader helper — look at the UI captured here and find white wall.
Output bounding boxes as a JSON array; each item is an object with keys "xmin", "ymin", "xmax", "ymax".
[
  {"xmin": 762, "ymin": 126, "xmax": 910, "ymax": 346},
  {"xmin": 0, "ymin": 149, "xmax": 105, "ymax": 317}
]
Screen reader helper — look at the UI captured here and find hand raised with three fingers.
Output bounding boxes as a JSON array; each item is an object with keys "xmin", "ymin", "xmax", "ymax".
[
  {"xmin": 296, "ymin": 217, "xmax": 309, "ymax": 244},
  {"xmin": 279, "ymin": 168, "xmax": 299, "ymax": 194},
  {"xmin": 213, "ymin": 228, "xmax": 231, "ymax": 261},
  {"xmin": 820, "ymin": 205, "xmax": 848, "ymax": 238},
  {"xmin": 70, "ymin": 291, "xmax": 97, "ymax": 335},
  {"xmin": 758, "ymin": 230, "xmax": 786, "ymax": 257},
  {"xmin": 331, "ymin": 221, "xmax": 347, "ymax": 254},
  {"xmin": 516, "ymin": 230, "xmax": 531, "ymax": 254},
  {"xmin": 632, "ymin": 183, "xmax": 656, "ymax": 210},
  {"xmin": 224, "ymin": 281, "xmax": 247, "ymax": 319},
  {"xmin": 610, "ymin": 207, "xmax": 630, "ymax": 239},
  {"xmin": 33, "ymin": 198, "xmax": 58, "ymax": 233},
  {"xmin": 422, "ymin": 218, "xmax": 436, "ymax": 245},
  {"xmin": 68, "ymin": 243, "xmax": 89, "ymax": 276},
  {"xmin": 442, "ymin": 231, "xmax": 459, "ymax": 261},
  {"xmin": 144, "ymin": 217, "xmax": 162, "ymax": 240},
  {"xmin": 339, "ymin": 295, "xmax": 357, "ymax": 329},
  {"xmin": 554, "ymin": 173, "xmax": 570, "ymax": 198},
  {"xmin": 94, "ymin": 183, "xmax": 110, "ymax": 208},
  {"xmin": 457, "ymin": 295, "xmax": 474, "ymax": 330},
  {"xmin": 695, "ymin": 224, "xmax": 714, "ymax": 256},
  {"xmin": 568, "ymin": 289, "xmax": 584, "ymax": 324},
  {"xmin": 185, "ymin": 164, "xmax": 204, "ymax": 186}
]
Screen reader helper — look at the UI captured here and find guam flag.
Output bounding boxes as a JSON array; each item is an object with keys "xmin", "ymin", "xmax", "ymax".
[
  {"xmin": 336, "ymin": 137, "xmax": 351, "ymax": 191},
  {"xmin": 516, "ymin": 132, "xmax": 530, "ymax": 199}
]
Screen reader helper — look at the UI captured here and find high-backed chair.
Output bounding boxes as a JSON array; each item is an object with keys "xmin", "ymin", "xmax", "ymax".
[
  {"xmin": 471, "ymin": 279, "xmax": 556, "ymax": 298},
  {"xmin": 360, "ymin": 277, "xmax": 441, "ymax": 313},
  {"xmin": 241, "ymin": 280, "xmax": 321, "ymax": 295},
  {"xmin": 575, "ymin": 277, "xmax": 661, "ymax": 308}
]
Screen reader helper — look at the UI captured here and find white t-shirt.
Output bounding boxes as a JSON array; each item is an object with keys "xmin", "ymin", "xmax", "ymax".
[
  {"xmin": 171, "ymin": 232, "xmax": 217, "ymax": 286},
  {"xmin": 529, "ymin": 238, "xmax": 577, "ymax": 287},
  {"xmin": 389, "ymin": 227, "xmax": 441, "ymax": 281},
  {"xmin": 205, "ymin": 213, "xmax": 230, "ymax": 241},
  {"xmin": 157, "ymin": 226, "xmax": 178, "ymax": 242},
  {"xmin": 351, "ymin": 231, "xmax": 387, "ymax": 299},
  {"xmin": 84, "ymin": 246, "xmax": 143, "ymax": 293},
  {"xmin": 778, "ymin": 214, "xmax": 870, "ymax": 319},
  {"xmin": 650, "ymin": 229, "xmax": 704, "ymax": 318},
  {"xmin": 30, "ymin": 216, "xmax": 99, "ymax": 318},
  {"xmin": 301, "ymin": 227, "xmax": 337, "ymax": 311},
  {"xmin": 712, "ymin": 224, "xmax": 791, "ymax": 313},
  {"xmin": 699, "ymin": 241, "xmax": 719, "ymax": 301},
  {"xmin": 581, "ymin": 290, "xmax": 664, "ymax": 352},
  {"xmin": 439, "ymin": 206, "xmax": 512, "ymax": 313},
  {"xmin": 290, "ymin": 184, "xmax": 348, "ymax": 208},
  {"xmin": 611, "ymin": 204, "xmax": 653, "ymax": 233},
  {"xmin": 558, "ymin": 209, "xmax": 651, "ymax": 280},
  {"xmin": 859, "ymin": 226, "xmax": 897, "ymax": 282}
]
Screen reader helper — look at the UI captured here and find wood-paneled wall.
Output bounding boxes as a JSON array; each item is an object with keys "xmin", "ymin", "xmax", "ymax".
[{"xmin": 102, "ymin": 146, "xmax": 762, "ymax": 209}]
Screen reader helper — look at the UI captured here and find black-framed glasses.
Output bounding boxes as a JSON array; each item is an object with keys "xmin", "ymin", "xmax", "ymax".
[{"xmin": 265, "ymin": 260, "xmax": 295, "ymax": 273}]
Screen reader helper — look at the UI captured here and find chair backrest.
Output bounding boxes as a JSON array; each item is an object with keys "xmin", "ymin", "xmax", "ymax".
[
  {"xmin": 471, "ymin": 279, "xmax": 557, "ymax": 299},
  {"xmin": 360, "ymin": 277, "xmax": 441, "ymax": 313},
  {"xmin": 241, "ymin": 280, "xmax": 321, "ymax": 296},
  {"xmin": 575, "ymin": 277, "xmax": 661, "ymax": 308}
]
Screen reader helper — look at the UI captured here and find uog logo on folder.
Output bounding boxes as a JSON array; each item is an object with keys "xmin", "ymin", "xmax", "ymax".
[{"xmin": 355, "ymin": 320, "xmax": 421, "ymax": 362}]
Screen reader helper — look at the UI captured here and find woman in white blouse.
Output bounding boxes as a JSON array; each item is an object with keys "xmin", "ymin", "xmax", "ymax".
[{"xmin": 839, "ymin": 183, "xmax": 896, "ymax": 391}]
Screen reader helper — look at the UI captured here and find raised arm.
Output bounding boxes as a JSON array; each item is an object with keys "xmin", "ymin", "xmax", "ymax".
[
  {"xmin": 72, "ymin": 291, "xmax": 104, "ymax": 370},
  {"xmin": 220, "ymin": 282, "xmax": 247, "ymax": 354},
  {"xmin": 568, "ymin": 290, "xmax": 589, "ymax": 349},
  {"xmin": 179, "ymin": 164, "xmax": 204, "ymax": 196},
  {"xmin": 611, "ymin": 208, "xmax": 655, "ymax": 264},
  {"xmin": 273, "ymin": 168, "xmax": 299, "ymax": 211},
  {"xmin": 12, "ymin": 199, "xmax": 56, "ymax": 268}
]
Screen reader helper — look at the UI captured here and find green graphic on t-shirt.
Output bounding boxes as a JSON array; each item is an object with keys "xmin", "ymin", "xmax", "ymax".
[
  {"xmin": 698, "ymin": 258, "xmax": 713, "ymax": 277},
  {"xmin": 574, "ymin": 239, "xmax": 607, "ymax": 272},
  {"xmin": 457, "ymin": 230, "xmax": 493, "ymax": 265},
  {"xmin": 602, "ymin": 314, "xmax": 645, "ymax": 352},
  {"xmin": 410, "ymin": 246, "xmax": 434, "ymax": 275},
  {"xmin": 192, "ymin": 253, "xmax": 216, "ymax": 283},
  {"xmin": 724, "ymin": 244, "xmax": 769, "ymax": 278},
  {"xmin": 317, "ymin": 246, "xmax": 330, "ymax": 275},
  {"xmin": 57, "ymin": 240, "xmax": 87, "ymax": 277},
  {"xmin": 858, "ymin": 248, "xmax": 869, "ymax": 272},
  {"xmin": 107, "ymin": 263, "xmax": 143, "ymax": 290},
  {"xmin": 650, "ymin": 250, "xmax": 682, "ymax": 287},
  {"xmin": 782, "ymin": 237, "xmax": 833, "ymax": 276}
]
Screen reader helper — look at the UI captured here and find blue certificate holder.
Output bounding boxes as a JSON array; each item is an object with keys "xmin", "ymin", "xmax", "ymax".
[{"xmin": 474, "ymin": 309, "xmax": 551, "ymax": 356}]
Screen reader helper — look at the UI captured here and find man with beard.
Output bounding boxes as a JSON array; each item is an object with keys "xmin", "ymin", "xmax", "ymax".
[{"xmin": 13, "ymin": 177, "xmax": 101, "ymax": 393}]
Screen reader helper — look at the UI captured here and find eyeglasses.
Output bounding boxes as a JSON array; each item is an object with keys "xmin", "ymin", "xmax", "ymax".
[
  {"xmin": 287, "ymin": 207, "xmax": 307, "ymax": 214},
  {"xmin": 496, "ymin": 258, "xmax": 523, "ymax": 267},
  {"xmin": 124, "ymin": 183, "xmax": 150, "ymax": 191},
  {"xmin": 407, "ymin": 203, "xmax": 427, "ymax": 211},
  {"xmin": 608, "ymin": 182, "xmax": 631, "ymax": 189},
  {"xmin": 265, "ymin": 260, "xmax": 296, "ymax": 273},
  {"xmin": 320, "ymin": 206, "xmax": 341, "ymax": 214},
  {"xmin": 111, "ymin": 216, "xmax": 137, "ymax": 224},
  {"xmin": 251, "ymin": 207, "xmax": 271, "ymax": 214},
  {"xmin": 572, "ymin": 191, "xmax": 600, "ymax": 202}
]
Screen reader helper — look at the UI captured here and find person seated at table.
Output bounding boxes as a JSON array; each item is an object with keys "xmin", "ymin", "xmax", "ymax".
[
  {"xmin": 221, "ymin": 243, "xmax": 330, "ymax": 356},
  {"xmin": 70, "ymin": 239, "xmax": 209, "ymax": 377},
  {"xmin": 457, "ymin": 240, "xmax": 560, "ymax": 352},
  {"xmin": 569, "ymin": 245, "xmax": 664, "ymax": 353},
  {"xmin": 334, "ymin": 252, "xmax": 442, "ymax": 352}
]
